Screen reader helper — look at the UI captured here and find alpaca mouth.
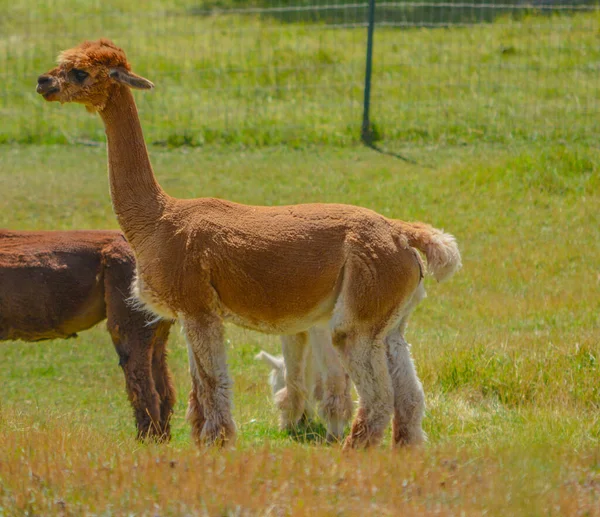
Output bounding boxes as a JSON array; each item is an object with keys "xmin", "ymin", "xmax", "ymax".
[{"xmin": 40, "ymin": 87, "xmax": 60, "ymax": 99}]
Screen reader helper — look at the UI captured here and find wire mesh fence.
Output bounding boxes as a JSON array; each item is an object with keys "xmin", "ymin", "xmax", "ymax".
[{"xmin": 1, "ymin": 0, "xmax": 599, "ymax": 147}]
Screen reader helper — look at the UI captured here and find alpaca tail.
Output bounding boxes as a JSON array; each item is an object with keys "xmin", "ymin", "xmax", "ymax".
[{"xmin": 393, "ymin": 220, "xmax": 462, "ymax": 282}]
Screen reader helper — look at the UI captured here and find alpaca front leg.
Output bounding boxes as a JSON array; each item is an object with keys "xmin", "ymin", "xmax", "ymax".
[
  {"xmin": 275, "ymin": 332, "xmax": 309, "ymax": 431},
  {"xmin": 104, "ymin": 250, "xmax": 162, "ymax": 441},
  {"xmin": 115, "ymin": 345, "xmax": 162, "ymax": 441},
  {"xmin": 182, "ymin": 315, "xmax": 236, "ymax": 447}
]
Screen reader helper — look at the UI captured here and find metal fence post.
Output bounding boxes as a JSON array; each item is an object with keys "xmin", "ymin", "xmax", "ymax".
[{"xmin": 361, "ymin": 0, "xmax": 376, "ymax": 145}]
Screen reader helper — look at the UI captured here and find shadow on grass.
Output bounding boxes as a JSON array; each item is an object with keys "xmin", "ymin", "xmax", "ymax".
[{"xmin": 285, "ymin": 419, "xmax": 331, "ymax": 444}]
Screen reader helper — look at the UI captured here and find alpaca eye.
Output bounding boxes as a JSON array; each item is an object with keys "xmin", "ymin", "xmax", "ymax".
[{"xmin": 71, "ymin": 69, "xmax": 89, "ymax": 83}]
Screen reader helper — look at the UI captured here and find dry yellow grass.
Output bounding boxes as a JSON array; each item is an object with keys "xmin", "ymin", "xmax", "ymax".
[{"xmin": 1, "ymin": 409, "xmax": 599, "ymax": 516}]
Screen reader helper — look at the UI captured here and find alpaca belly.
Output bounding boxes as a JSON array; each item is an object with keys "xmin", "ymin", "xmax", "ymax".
[
  {"xmin": 224, "ymin": 314, "xmax": 330, "ymax": 335},
  {"xmin": 58, "ymin": 289, "xmax": 107, "ymax": 336},
  {"xmin": 220, "ymin": 291, "xmax": 336, "ymax": 335},
  {"xmin": 1, "ymin": 326, "xmax": 77, "ymax": 342},
  {"xmin": 1, "ymin": 295, "xmax": 104, "ymax": 342},
  {"xmin": 0, "ymin": 268, "xmax": 106, "ymax": 342},
  {"xmin": 212, "ymin": 258, "xmax": 344, "ymax": 334}
]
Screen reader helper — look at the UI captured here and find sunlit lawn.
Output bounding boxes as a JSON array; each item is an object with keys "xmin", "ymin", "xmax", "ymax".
[{"xmin": 1, "ymin": 140, "xmax": 598, "ymax": 514}]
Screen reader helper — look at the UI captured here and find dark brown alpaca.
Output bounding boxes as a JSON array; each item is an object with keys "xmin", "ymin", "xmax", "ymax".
[{"xmin": 0, "ymin": 229, "xmax": 174, "ymax": 441}]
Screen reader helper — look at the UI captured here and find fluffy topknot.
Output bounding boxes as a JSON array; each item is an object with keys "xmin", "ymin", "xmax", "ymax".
[{"xmin": 57, "ymin": 39, "xmax": 131, "ymax": 71}]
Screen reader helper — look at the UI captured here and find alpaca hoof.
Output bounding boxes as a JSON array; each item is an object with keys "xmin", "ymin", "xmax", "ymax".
[
  {"xmin": 136, "ymin": 422, "xmax": 171, "ymax": 444},
  {"xmin": 325, "ymin": 418, "xmax": 346, "ymax": 444},
  {"xmin": 200, "ymin": 419, "xmax": 236, "ymax": 448},
  {"xmin": 342, "ymin": 428, "xmax": 368, "ymax": 450},
  {"xmin": 275, "ymin": 389, "xmax": 305, "ymax": 431},
  {"xmin": 342, "ymin": 435, "xmax": 358, "ymax": 451},
  {"xmin": 299, "ymin": 411, "xmax": 313, "ymax": 425},
  {"xmin": 342, "ymin": 409, "xmax": 385, "ymax": 450},
  {"xmin": 342, "ymin": 433, "xmax": 377, "ymax": 450},
  {"xmin": 393, "ymin": 426, "xmax": 427, "ymax": 448},
  {"xmin": 325, "ymin": 433, "xmax": 340, "ymax": 445},
  {"xmin": 138, "ymin": 429, "xmax": 171, "ymax": 444},
  {"xmin": 325, "ymin": 431, "xmax": 345, "ymax": 445}
]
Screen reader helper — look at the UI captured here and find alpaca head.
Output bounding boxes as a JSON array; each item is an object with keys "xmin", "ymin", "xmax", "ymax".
[{"xmin": 36, "ymin": 39, "xmax": 153, "ymax": 112}]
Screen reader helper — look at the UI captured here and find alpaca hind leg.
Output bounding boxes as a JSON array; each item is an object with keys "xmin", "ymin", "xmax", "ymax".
[
  {"xmin": 151, "ymin": 320, "xmax": 176, "ymax": 441},
  {"xmin": 309, "ymin": 327, "xmax": 353, "ymax": 442},
  {"xmin": 275, "ymin": 332, "xmax": 309, "ymax": 431},
  {"xmin": 386, "ymin": 328, "xmax": 426, "ymax": 447},
  {"xmin": 334, "ymin": 332, "xmax": 394, "ymax": 450},
  {"xmin": 182, "ymin": 315, "xmax": 235, "ymax": 447}
]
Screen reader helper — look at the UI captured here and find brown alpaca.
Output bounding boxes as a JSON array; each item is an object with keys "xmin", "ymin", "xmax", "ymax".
[
  {"xmin": 37, "ymin": 39, "xmax": 461, "ymax": 449},
  {"xmin": 0, "ymin": 229, "xmax": 174, "ymax": 441}
]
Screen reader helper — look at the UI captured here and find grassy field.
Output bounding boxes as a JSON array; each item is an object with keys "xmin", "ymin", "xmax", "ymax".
[
  {"xmin": 1, "ymin": 1, "xmax": 600, "ymax": 515},
  {"xmin": 1, "ymin": 141, "xmax": 599, "ymax": 514}
]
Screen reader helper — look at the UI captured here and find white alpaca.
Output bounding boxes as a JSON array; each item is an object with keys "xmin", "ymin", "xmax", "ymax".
[
  {"xmin": 256, "ymin": 329, "xmax": 353, "ymax": 441},
  {"xmin": 255, "ymin": 350, "xmax": 288, "ymax": 395}
]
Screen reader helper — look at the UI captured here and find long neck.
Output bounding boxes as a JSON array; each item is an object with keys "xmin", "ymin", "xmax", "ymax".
[{"xmin": 99, "ymin": 85, "xmax": 168, "ymax": 247}]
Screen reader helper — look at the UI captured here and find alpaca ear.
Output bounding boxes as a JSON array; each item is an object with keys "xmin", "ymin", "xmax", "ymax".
[
  {"xmin": 109, "ymin": 67, "xmax": 154, "ymax": 90},
  {"xmin": 255, "ymin": 351, "xmax": 285, "ymax": 371}
]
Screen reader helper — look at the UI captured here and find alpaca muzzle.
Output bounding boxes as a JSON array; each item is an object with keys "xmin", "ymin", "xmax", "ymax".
[{"xmin": 36, "ymin": 75, "xmax": 59, "ymax": 97}]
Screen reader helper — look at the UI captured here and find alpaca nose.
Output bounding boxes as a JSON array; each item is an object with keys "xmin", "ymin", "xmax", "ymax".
[
  {"xmin": 37, "ymin": 75, "xmax": 52, "ymax": 85},
  {"xmin": 36, "ymin": 74, "xmax": 57, "ymax": 94}
]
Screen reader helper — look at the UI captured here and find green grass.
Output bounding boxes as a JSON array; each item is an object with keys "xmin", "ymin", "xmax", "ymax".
[
  {"xmin": 1, "ymin": 4, "xmax": 600, "ymax": 146},
  {"xmin": 1, "ymin": 141, "xmax": 599, "ymax": 513}
]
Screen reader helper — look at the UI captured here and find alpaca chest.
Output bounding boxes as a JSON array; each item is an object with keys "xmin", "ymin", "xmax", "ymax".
[{"xmin": 131, "ymin": 269, "xmax": 178, "ymax": 320}]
